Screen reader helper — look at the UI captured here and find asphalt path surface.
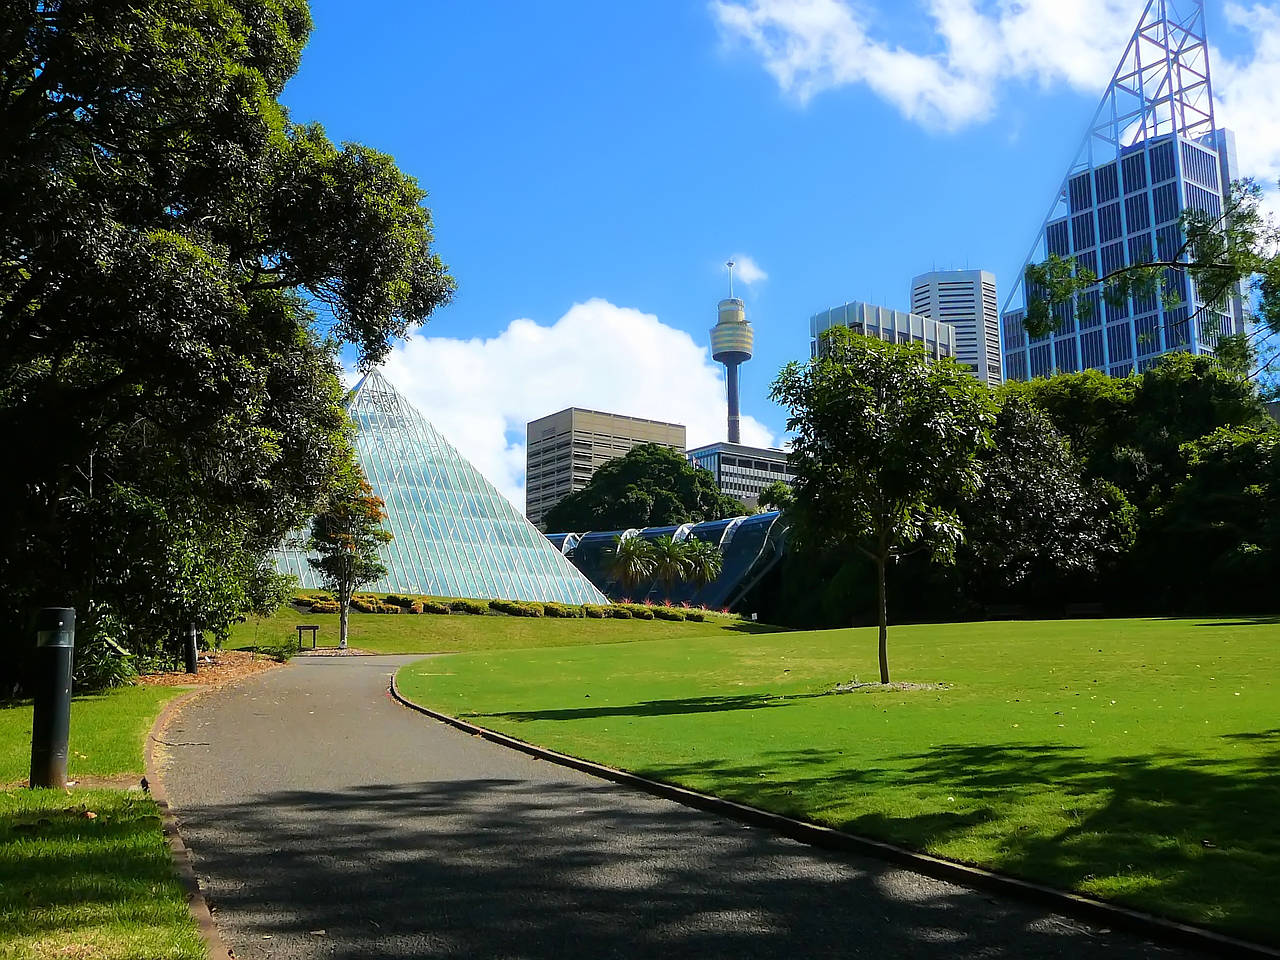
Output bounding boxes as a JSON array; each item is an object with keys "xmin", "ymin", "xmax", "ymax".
[{"xmin": 160, "ymin": 655, "xmax": 1196, "ymax": 960}]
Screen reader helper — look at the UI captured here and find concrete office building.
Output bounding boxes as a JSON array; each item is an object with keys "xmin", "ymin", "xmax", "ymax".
[
  {"xmin": 912, "ymin": 270, "xmax": 1002, "ymax": 386},
  {"xmin": 810, "ymin": 301, "xmax": 958, "ymax": 361},
  {"xmin": 525, "ymin": 407, "xmax": 686, "ymax": 528},
  {"xmin": 688, "ymin": 441, "xmax": 793, "ymax": 509},
  {"xmin": 1001, "ymin": 0, "xmax": 1243, "ymax": 380}
]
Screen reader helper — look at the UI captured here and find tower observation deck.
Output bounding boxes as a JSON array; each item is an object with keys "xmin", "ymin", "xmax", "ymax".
[{"xmin": 711, "ymin": 261, "xmax": 754, "ymax": 443}]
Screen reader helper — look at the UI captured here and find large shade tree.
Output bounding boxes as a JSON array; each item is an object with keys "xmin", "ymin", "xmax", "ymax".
[
  {"xmin": 0, "ymin": 0, "xmax": 453, "ymax": 685},
  {"xmin": 772, "ymin": 328, "xmax": 995, "ymax": 683},
  {"xmin": 542, "ymin": 444, "xmax": 743, "ymax": 533}
]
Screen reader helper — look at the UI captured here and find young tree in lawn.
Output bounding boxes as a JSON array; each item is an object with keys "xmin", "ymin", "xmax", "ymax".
[
  {"xmin": 771, "ymin": 328, "xmax": 995, "ymax": 682},
  {"xmin": 756, "ymin": 480, "xmax": 795, "ymax": 513},
  {"xmin": 308, "ymin": 475, "xmax": 391, "ymax": 650},
  {"xmin": 609, "ymin": 535, "xmax": 656, "ymax": 597}
]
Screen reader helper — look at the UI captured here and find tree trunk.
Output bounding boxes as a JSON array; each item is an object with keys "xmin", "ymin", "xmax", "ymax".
[
  {"xmin": 338, "ymin": 601, "xmax": 349, "ymax": 650},
  {"xmin": 875, "ymin": 554, "xmax": 889, "ymax": 684}
]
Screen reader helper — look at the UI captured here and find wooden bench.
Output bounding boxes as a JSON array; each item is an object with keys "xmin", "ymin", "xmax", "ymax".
[{"xmin": 296, "ymin": 624, "xmax": 319, "ymax": 650}]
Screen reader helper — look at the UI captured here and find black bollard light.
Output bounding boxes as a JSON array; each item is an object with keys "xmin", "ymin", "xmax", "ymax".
[
  {"xmin": 30, "ymin": 607, "xmax": 75, "ymax": 789},
  {"xmin": 184, "ymin": 622, "xmax": 198, "ymax": 675}
]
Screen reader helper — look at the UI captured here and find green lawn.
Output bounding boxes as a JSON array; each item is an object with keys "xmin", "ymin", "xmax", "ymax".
[
  {"xmin": 0, "ymin": 684, "xmax": 186, "ymax": 786},
  {"xmin": 231, "ymin": 602, "xmax": 774, "ymax": 655},
  {"xmin": 0, "ymin": 685, "xmax": 201, "ymax": 958},
  {"xmin": 396, "ymin": 616, "xmax": 1280, "ymax": 944}
]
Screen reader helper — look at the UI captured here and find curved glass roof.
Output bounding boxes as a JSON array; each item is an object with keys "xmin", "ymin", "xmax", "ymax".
[{"xmin": 548, "ymin": 512, "xmax": 786, "ymax": 610}]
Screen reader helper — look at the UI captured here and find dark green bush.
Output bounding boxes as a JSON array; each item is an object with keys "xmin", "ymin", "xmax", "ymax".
[
  {"xmin": 653, "ymin": 607, "xmax": 686, "ymax": 621},
  {"xmin": 384, "ymin": 594, "xmax": 415, "ymax": 607},
  {"xmin": 609, "ymin": 606, "xmax": 633, "ymax": 619},
  {"xmin": 685, "ymin": 610, "xmax": 706, "ymax": 622},
  {"xmin": 583, "ymin": 605, "xmax": 609, "ymax": 618},
  {"xmin": 449, "ymin": 598, "xmax": 490, "ymax": 615},
  {"xmin": 422, "ymin": 600, "xmax": 450, "ymax": 614}
]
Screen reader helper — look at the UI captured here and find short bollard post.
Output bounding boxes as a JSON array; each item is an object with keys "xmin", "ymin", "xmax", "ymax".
[
  {"xmin": 184, "ymin": 623, "xmax": 198, "ymax": 675},
  {"xmin": 30, "ymin": 607, "xmax": 75, "ymax": 789}
]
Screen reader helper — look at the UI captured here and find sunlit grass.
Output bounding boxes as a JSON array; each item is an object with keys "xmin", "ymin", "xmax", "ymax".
[{"xmin": 397, "ymin": 616, "xmax": 1280, "ymax": 944}]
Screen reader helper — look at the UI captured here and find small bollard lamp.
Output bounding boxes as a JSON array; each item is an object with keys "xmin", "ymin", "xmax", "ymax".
[{"xmin": 30, "ymin": 607, "xmax": 75, "ymax": 789}]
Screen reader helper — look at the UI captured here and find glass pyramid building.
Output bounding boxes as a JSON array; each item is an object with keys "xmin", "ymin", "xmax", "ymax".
[
  {"xmin": 1000, "ymin": 0, "xmax": 1244, "ymax": 381},
  {"xmin": 274, "ymin": 370, "xmax": 608, "ymax": 604}
]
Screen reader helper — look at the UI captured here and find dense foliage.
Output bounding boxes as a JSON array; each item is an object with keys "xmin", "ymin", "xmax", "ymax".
[
  {"xmin": 757, "ymin": 344, "xmax": 1278, "ymax": 632},
  {"xmin": 1, "ymin": 1, "xmax": 452, "ymax": 688},
  {"xmin": 541, "ymin": 444, "xmax": 744, "ymax": 533},
  {"xmin": 772, "ymin": 328, "xmax": 995, "ymax": 681}
]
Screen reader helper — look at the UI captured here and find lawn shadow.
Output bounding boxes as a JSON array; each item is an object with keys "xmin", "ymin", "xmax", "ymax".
[
  {"xmin": 477, "ymin": 691, "xmax": 828, "ymax": 723},
  {"xmin": 1191, "ymin": 617, "xmax": 1280, "ymax": 627},
  {"xmin": 633, "ymin": 740, "xmax": 1280, "ymax": 946},
  {"xmin": 170, "ymin": 777, "xmax": 1195, "ymax": 960}
]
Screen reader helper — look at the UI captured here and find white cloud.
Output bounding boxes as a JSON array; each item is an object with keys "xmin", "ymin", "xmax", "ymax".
[
  {"xmin": 1215, "ymin": 4, "xmax": 1280, "ymax": 212},
  {"xmin": 731, "ymin": 253, "xmax": 769, "ymax": 286},
  {"xmin": 711, "ymin": 0, "xmax": 1134, "ymax": 130},
  {"xmin": 373, "ymin": 299, "xmax": 776, "ymax": 510}
]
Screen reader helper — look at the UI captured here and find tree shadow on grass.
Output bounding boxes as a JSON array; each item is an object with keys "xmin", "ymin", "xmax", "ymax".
[
  {"xmin": 476, "ymin": 692, "xmax": 829, "ymax": 723},
  {"xmin": 633, "ymin": 740, "xmax": 1280, "ymax": 947},
  {"xmin": 171, "ymin": 777, "xmax": 1196, "ymax": 960}
]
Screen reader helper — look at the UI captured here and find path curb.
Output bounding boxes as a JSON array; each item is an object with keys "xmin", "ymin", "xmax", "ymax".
[
  {"xmin": 146, "ymin": 686, "xmax": 241, "ymax": 960},
  {"xmin": 390, "ymin": 672, "xmax": 1279, "ymax": 960}
]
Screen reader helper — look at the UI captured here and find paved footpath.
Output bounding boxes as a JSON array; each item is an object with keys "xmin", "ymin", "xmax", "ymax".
[{"xmin": 160, "ymin": 655, "xmax": 1196, "ymax": 960}]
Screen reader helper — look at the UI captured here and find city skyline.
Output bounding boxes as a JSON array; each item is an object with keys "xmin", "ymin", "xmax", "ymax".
[{"xmin": 283, "ymin": 1, "xmax": 1278, "ymax": 507}]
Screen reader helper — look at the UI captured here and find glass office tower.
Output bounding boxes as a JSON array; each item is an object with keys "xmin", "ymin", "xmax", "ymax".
[
  {"xmin": 274, "ymin": 370, "xmax": 607, "ymax": 604},
  {"xmin": 1001, "ymin": 0, "xmax": 1243, "ymax": 381}
]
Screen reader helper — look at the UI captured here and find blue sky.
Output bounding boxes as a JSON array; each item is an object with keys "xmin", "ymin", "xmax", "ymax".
[{"xmin": 281, "ymin": 0, "xmax": 1278, "ymax": 506}]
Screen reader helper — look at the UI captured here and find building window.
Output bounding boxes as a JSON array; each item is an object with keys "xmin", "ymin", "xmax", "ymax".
[
  {"xmin": 1122, "ymin": 152, "xmax": 1148, "ymax": 194},
  {"xmin": 1069, "ymin": 172, "xmax": 1094, "ymax": 212},
  {"xmin": 1149, "ymin": 139, "xmax": 1176, "ymax": 182}
]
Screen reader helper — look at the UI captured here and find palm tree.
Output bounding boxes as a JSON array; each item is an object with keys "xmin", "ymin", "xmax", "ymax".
[
  {"xmin": 681, "ymin": 537, "xmax": 723, "ymax": 594},
  {"xmin": 609, "ymin": 535, "xmax": 656, "ymax": 594},
  {"xmin": 651, "ymin": 535, "xmax": 691, "ymax": 602}
]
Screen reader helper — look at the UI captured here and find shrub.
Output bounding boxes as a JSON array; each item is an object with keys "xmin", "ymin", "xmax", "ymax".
[
  {"xmin": 409, "ymin": 601, "xmax": 424, "ymax": 614},
  {"xmin": 423, "ymin": 600, "xmax": 450, "ymax": 614},
  {"xmin": 608, "ymin": 606, "xmax": 632, "ymax": 619},
  {"xmin": 653, "ymin": 607, "xmax": 686, "ymax": 621},
  {"xmin": 351, "ymin": 598, "xmax": 377, "ymax": 613},
  {"xmin": 543, "ymin": 603, "xmax": 585, "ymax": 618},
  {"xmin": 488, "ymin": 598, "xmax": 517, "ymax": 616},
  {"xmin": 685, "ymin": 610, "xmax": 706, "ymax": 622},
  {"xmin": 384, "ymin": 594, "xmax": 416, "ymax": 607},
  {"xmin": 517, "ymin": 602, "xmax": 544, "ymax": 618},
  {"xmin": 380, "ymin": 604, "xmax": 401, "ymax": 614},
  {"xmin": 583, "ymin": 604, "xmax": 609, "ymax": 618},
  {"xmin": 74, "ymin": 631, "xmax": 138, "ymax": 689},
  {"xmin": 449, "ymin": 598, "xmax": 489, "ymax": 615},
  {"xmin": 310, "ymin": 601, "xmax": 340, "ymax": 614},
  {"xmin": 631, "ymin": 607, "xmax": 654, "ymax": 620}
]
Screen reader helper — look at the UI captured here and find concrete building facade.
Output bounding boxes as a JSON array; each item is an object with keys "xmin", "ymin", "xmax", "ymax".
[
  {"xmin": 688, "ymin": 441, "xmax": 793, "ymax": 509},
  {"xmin": 810, "ymin": 301, "xmax": 958, "ymax": 361},
  {"xmin": 911, "ymin": 270, "xmax": 1002, "ymax": 387},
  {"xmin": 525, "ymin": 407, "xmax": 686, "ymax": 528}
]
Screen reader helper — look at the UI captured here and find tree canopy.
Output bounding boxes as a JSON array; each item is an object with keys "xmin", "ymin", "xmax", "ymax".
[
  {"xmin": 0, "ymin": 0, "xmax": 453, "ymax": 685},
  {"xmin": 541, "ymin": 444, "xmax": 743, "ymax": 533},
  {"xmin": 308, "ymin": 472, "xmax": 392, "ymax": 650},
  {"xmin": 772, "ymin": 328, "xmax": 995, "ymax": 682}
]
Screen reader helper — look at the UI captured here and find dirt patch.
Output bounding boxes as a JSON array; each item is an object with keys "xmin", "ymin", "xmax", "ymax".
[
  {"xmin": 137, "ymin": 649, "xmax": 284, "ymax": 687},
  {"xmin": 830, "ymin": 680, "xmax": 951, "ymax": 694}
]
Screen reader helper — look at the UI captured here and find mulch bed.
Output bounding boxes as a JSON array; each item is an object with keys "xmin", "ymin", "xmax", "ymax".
[
  {"xmin": 296, "ymin": 647, "xmax": 375, "ymax": 657},
  {"xmin": 136, "ymin": 649, "xmax": 284, "ymax": 687}
]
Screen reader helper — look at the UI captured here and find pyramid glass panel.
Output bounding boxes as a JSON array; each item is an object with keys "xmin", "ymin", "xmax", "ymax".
[
  {"xmin": 274, "ymin": 370, "xmax": 607, "ymax": 604},
  {"xmin": 1000, "ymin": 0, "xmax": 1244, "ymax": 380}
]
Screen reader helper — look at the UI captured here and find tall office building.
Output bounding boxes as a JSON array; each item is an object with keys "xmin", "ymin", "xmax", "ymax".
[
  {"xmin": 1001, "ymin": 0, "xmax": 1243, "ymax": 381},
  {"xmin": 911, "ymin": 270, "xmax": 1002, "ymax": 387},
  {"xmin": 525, "ymin": 408, "xmax": 686, "ymax": 528},
  {"xmin": 810, "ymin": 300, "xmax": 958, "ymax": 360}
]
